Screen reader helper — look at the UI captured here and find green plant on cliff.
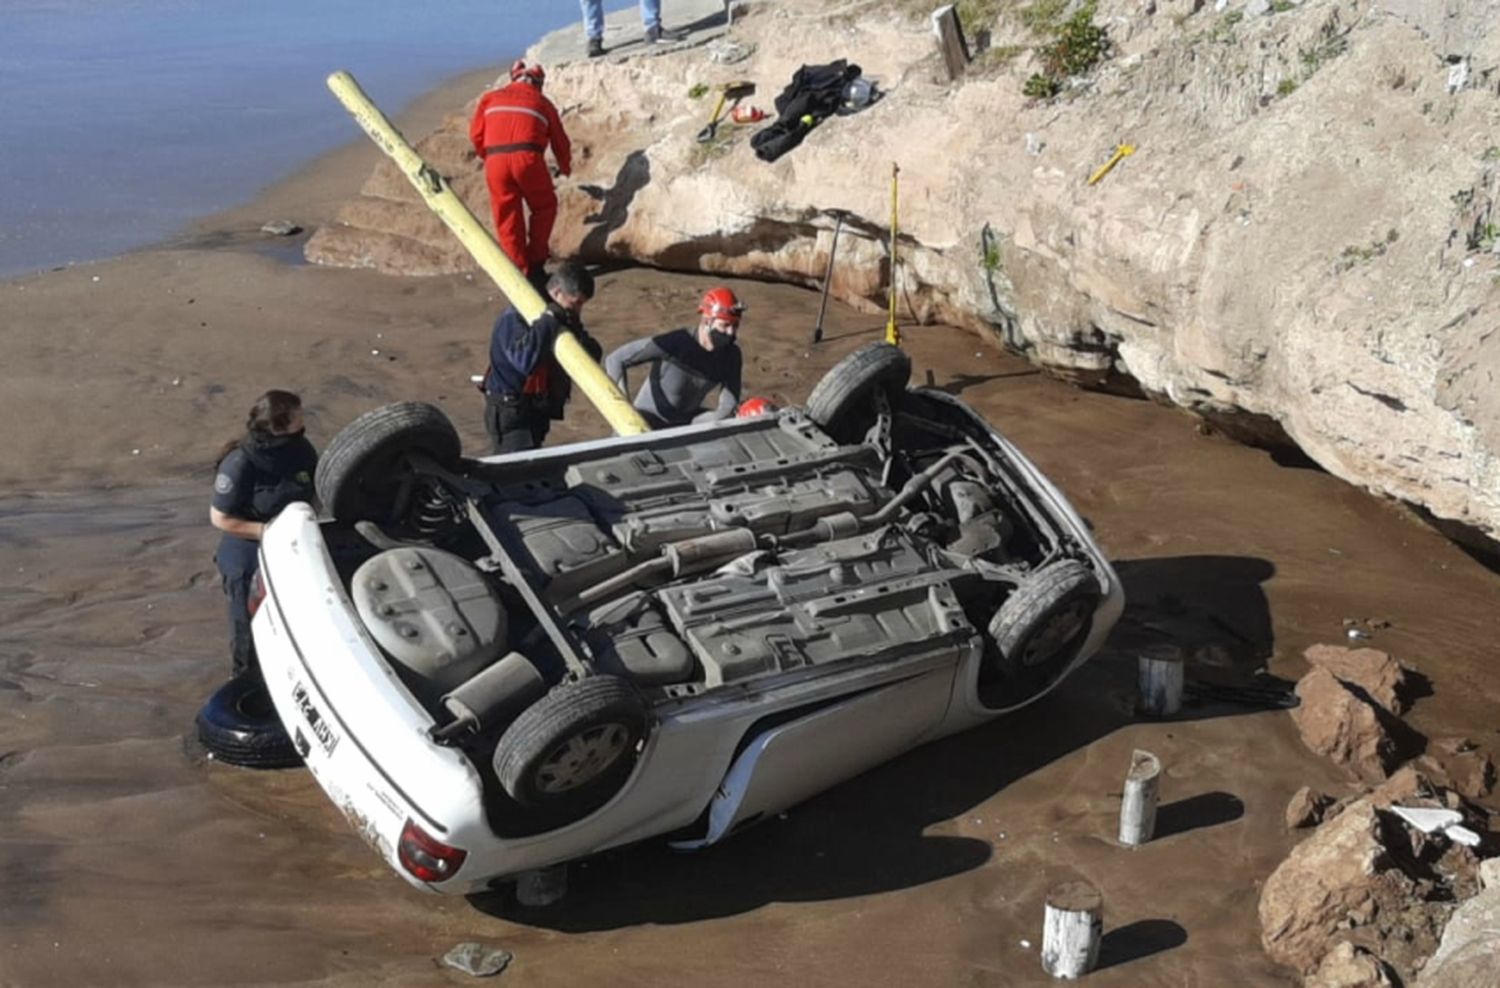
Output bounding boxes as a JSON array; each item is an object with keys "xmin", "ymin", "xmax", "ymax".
[
  {"xmin": 687, "ymin": 82, "xmax": 709, "ymax": 100},
  {"xmin": 1023, "ymin": 2, "xmax": 1111, "ymax": 100},
  {"xmin": 1018, "ymin": 0, "xmax": 1069, "ymax": 33}
]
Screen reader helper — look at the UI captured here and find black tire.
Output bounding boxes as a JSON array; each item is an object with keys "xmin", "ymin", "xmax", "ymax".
[
  {"xmin": 988, "ymin": 559, "xmax": 1101, "ymax": 682},
  {"xmin": 315, "ymin": 402, "xmax": 461, "ymax": 526},
  {"xmin": 805, "ymin": 342, "xmax": 912, "ymax": 444},
  {"xmin": 494, "ymin": 676, "xmax": 649, "ymax": 812},
  {"xmin": 195, "ymin": 673, "xmax": 303, "ymax": 769}
]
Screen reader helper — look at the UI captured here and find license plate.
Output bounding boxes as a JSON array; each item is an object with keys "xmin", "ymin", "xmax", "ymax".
[{"xmin": 292, "ymin": 681, "xmax": 341, "ymax": 757}]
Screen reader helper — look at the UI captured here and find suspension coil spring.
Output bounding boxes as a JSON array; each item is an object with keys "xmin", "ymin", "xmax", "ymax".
[{"xmin": 411, "ymin": 480, "xmax": 461, "ymax": 537}]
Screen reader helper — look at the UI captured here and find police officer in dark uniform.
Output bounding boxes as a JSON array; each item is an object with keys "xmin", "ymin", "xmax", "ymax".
[
  {"xmin": 482, "ymin": 262, "xmax": 602, "ymax": 452},
  {"xmin": 210, "ymin": 389, "xmax": 318, "ymax": 676}
]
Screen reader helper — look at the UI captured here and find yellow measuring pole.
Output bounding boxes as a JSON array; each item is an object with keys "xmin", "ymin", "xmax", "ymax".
[
  {"xmin": 1087, "ymin": 143, "xmax": 1135, "ymax": 186},
  {"xmin": 325, "ymin": 70, "xmax": 649, "ymax": 437},
  {"xmin": 884, "ymin": 162, "xmax": 901, "ymax": 347}
]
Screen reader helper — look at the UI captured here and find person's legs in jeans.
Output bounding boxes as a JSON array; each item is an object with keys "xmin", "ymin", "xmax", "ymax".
[
  {"xmin": 580, "ymin": 0, "xmax": 604, "ymax": 39},
  {"xmin": 223, "ymin": 570, "xmax": 257, "ymax": 677},
  {"xmin": 640, "ymin": 0, "xmax": 661, "ymax": 31}
]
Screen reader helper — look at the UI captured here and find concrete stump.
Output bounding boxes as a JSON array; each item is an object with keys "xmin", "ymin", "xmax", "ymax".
[
  {"xmin": 1118, "ymin": 749, "xmax": 1162, "ymax": 846},
  {"xmin": 1041, "ymin": 880, "xmax": 1103, "ymax": 979}
]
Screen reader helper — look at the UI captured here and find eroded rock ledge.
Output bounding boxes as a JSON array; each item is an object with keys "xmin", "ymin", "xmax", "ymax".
[{"xmin": 306, "ymin": 0, "xmax": 1500, "ymax": 545}]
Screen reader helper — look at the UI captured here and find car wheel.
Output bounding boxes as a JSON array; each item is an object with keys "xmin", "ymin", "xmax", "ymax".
[
  {"xmin": 988, "ymin": 559, "xmax": 1101, "ymax": 683},
  {"xmin": 805, "ymin": 342, "xmax": 912, "ymax": 444},
  {"xmin": 493, "ymin": 676, "xmax": 649, "ymax": 812},
  {"xmin": 195, "ymin": 673, "xmax": 303, "ymax": 769},
  {"xmin": 315, "ymin": 402, "xmax": 462, "ymax": 528}
]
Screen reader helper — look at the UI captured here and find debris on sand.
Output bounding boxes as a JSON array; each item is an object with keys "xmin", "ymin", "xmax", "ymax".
[
  {"xmin": 260, "ymin": 219, "xmax": 302, "ymax": 236},
  {"xmin": 441, "ymin": 942, "xmax": 513, "ymax": 977}
]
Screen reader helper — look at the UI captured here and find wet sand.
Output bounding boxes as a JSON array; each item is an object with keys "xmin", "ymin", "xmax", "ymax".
[{"xmin": 3, "ymin": 72, "xmax": 1499, "ymax": 988}]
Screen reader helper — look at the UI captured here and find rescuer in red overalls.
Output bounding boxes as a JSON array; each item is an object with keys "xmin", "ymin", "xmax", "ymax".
[{"xmin": 469, "ymin": 61, "xmax": 572, "ymax": 282}]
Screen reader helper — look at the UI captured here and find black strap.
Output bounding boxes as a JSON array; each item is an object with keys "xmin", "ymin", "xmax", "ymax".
[{"xmin": 484, "ymin": 143, "xmax": 545, "ymax": 156}]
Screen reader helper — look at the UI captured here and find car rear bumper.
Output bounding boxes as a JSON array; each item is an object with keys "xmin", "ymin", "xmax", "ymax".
[{"xmin": 253, "ymin": 503, "xmax": 490, "ymax": 892}]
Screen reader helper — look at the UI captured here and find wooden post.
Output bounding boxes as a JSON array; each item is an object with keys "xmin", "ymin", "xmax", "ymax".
[
  {"xmin": 930, "ymin": 6, "xmax": 971, "ymax": 81},
  {"xmin": 1137, "ymin": 643, "xmax": 1183, "ymax": 717},
  {"xmin": 515, "ymin": 864, "xmax": 568, "ymax": 907},
  {"xmin": 1041, "ymin": 881, "xmax": 1103, "ymax": 979},
  {"xmin": 1118, "ymin": 749, "xmax": 1162, "ymax": 846}
]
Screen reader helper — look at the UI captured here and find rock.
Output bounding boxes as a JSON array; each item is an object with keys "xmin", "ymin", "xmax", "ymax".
[
  {"xmin": 1481, "ymin": 858, "xmax": 1500, "ymax": 891},
  {"xmin": 1303, "ymin": 644, "xmax": 1411, "ymax": 715},
  {"xmin": 1428, "ymin": 738, "xmax": 1497, "ymax": 799},
  {"xmin": 441, "ymin": 941, "xmax": 513, "ymax": 977},
  {"xmin": 1246, "ymin": 0, "xmax": 1272, "ymax": 16},
  {"xmin": 1259, "ymin": 798, "xmax": 1454, "ymax": 980},
  {"xmin": 1306, "ymin": 941, "xmax": 1395, "ymax": 988},
  {"xmin": 1286, "ymin": 786, "xmax": 1336, "ymax": 829},
  {"xmin": 260, "ymin": 219, "xmax": 302, "ymax": 236},
  {"xmin": 1415, "ymin": 883, "xmax": 1500, "ymax": 987},
  {"xmin": 1292, "ymin": 667, "xmax": 1403, "ymax": 783}
]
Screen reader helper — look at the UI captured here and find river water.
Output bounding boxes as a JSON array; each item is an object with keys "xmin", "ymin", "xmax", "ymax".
[{"xmin": 0, "ymin": 0, "xmax": 589, "ymax": 278}]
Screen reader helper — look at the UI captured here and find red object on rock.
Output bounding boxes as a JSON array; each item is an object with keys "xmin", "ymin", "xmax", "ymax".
[
  {"xmin": 737, "ymin": 396, "xmax": 775, "ymax": 418},
  {"xmin": 732, "ymin": 105, "xmax": 766, "ymax": 124}
]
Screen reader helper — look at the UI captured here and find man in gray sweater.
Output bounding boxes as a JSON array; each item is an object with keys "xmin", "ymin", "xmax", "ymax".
[{"xmin": 604, "ymin": 286, "xmax": 745, "ymax": 428}]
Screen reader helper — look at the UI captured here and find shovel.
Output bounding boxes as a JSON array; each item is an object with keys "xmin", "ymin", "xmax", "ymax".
[
  {"xmin": 696, "ymin": 80, "xmax": 756, "ymax": 143},
  {"xmin": 811, "ymin": 209, "xmax": 847, "ymax": 344}
]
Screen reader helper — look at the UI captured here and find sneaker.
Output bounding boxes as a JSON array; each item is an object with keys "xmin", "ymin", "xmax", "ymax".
[
  {"xmin": 645, "ymin": 24, "xmax": 684, "ymax": 44},
  {"xmin": 586, "ymin": 36, "xmax": 604, "ymax": 58}
]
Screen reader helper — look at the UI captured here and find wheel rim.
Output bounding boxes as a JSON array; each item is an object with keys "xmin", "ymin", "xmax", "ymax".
[
  {"xmin": 1019, "ymin": 598, "xmax": 1093, "ymax": 668},
  {"xmin": 533, "ymin": 722, "xmax": 631, "ymax": 795}
]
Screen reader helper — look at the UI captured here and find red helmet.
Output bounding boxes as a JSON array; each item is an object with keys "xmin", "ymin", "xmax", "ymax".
[
  {"xmin": 510, "ymin": 60, "xmax": 545, "ymax": 85},
  {"xmin": 698, "ymin": 287, "xmax": 745, "ymax": 325},
  {"xmin": 737, "ymin": 396, "xmax": 776, "ymax": 418}
]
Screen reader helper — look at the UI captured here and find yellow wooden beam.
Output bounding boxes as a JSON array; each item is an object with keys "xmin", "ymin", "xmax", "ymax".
[{"xmin": 325, "ymin": 70, "xmax": 649, "ymax": 436}]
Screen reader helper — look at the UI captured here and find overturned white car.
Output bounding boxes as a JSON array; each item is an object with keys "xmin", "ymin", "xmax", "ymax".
[{"xmin": 251, "ymin": 343, "xmax": 1123, "ymax": 893}]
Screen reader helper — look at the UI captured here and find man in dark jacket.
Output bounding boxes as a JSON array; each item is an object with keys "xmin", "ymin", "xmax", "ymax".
[{"xmin": 482, "ymin": 263, "xmax": 601, "ymax": 453}]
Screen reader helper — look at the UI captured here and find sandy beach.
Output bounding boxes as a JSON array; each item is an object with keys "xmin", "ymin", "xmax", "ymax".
[{"xmin": 3, "ymin": 58, "xmax": 1499, "ymax": 988}]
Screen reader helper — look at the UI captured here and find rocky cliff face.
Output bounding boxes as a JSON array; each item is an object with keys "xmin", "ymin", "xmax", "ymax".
[{"xmin": 306, "ymin": 0, "xmax": 1500, "ymax": 546}]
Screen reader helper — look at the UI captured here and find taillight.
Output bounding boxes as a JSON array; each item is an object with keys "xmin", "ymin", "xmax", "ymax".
[
  {"xmin": 398, "ymin": 819, "xmax": 467, "ymax": 883},
  {"xmin": 247, "ymin": 571, "xmax": 267, "ymax": 618}
]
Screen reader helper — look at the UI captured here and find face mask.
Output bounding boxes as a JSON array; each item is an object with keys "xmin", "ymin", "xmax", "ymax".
[{"xmin": 708, "ymin": 329, "xmax": 736, "ymax": 349}]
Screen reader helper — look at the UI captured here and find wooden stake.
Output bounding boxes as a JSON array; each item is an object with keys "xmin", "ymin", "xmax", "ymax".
[
  {"xmin": 1041, "ymin": 880, "xmax": 1103, "ymax": 979},
  {"xmin": 930, "ymin": 5, "xmax": 971, "ymax": 81},
  {"xmin": 1118, "ymin": 749, "xmax": 1162, "ymax": 846},
  {"xmin": 515, "ymin": 863, "xmax": 568, "ymax": 907},
  {"xmin": 1137, "ymin": 643, "xmax": 1183, "ymax": 717}
]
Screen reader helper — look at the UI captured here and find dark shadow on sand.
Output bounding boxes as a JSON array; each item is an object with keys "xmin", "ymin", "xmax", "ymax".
[
  {"xmin": 1154, "ymin": 791, "xmax": 1245, "ymax": 839},
  {"xmin": 934, "ymin": 370, "xmax": 1043, "ymax": 395},
  {"xmin": 1097, "ymin": 919, "xmax": 1189, "ymax": 971},
  {"xmin": 467, "ymin": 554, "xmax": 1274, "ymax": 929},
  {"xmin": 1110, "ymin": 555, "xmax": 1276, "ymax": 686}
]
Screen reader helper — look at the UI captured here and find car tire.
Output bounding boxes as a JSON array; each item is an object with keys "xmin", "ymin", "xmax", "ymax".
[
  {"xmin": 315, "ymin": 402, "xmax": 462, "ymax": 526},
  {"xmin": 988, "ymin": 559, "xmax": 1101, "ymax": 682},
  {"xmin": 195, "ymin": 673, "xmax": 303, "ymax": 769},
  {"xmin": 493, "ymin": 676, "xmax": 649, "ymax": 812},
  {"xmin": 805, "ymin": 342, "xmax": 911, "ymax": 444}
]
